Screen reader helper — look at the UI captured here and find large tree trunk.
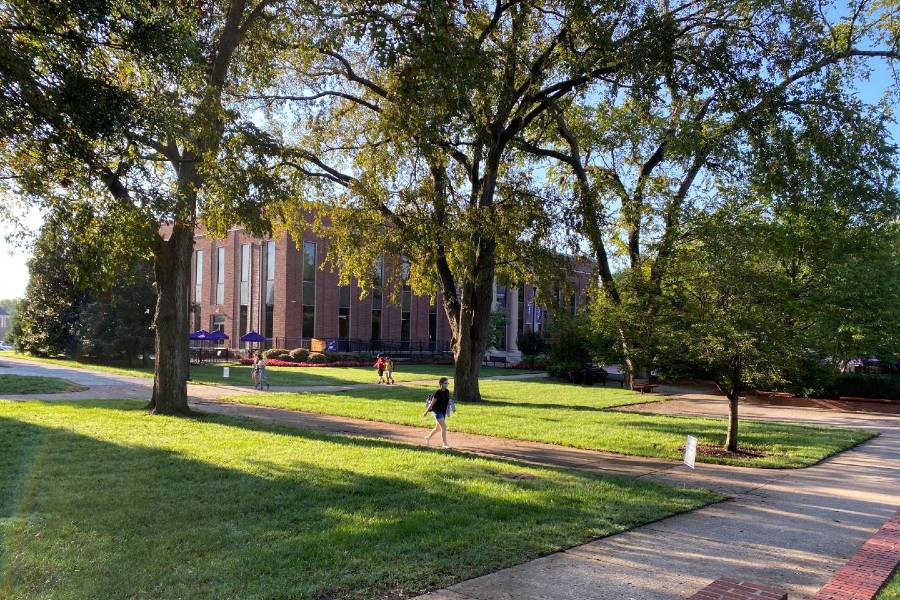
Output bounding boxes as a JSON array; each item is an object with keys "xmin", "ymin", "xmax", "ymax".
[
  {"xmin": 451, "ymin": 295, "xmax": 492, "ymax": 403},
  {"xmin": 724, "ymin": 388, "xmax": 739, "ymax": 452},
  {"xmin": 148, "ymin": 225, "xmax": 193, "ymax": 415}
]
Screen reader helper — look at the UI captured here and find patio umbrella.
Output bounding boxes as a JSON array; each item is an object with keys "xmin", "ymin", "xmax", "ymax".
[
  {"xmin": 208, "ymin": 330, "xmax": 229, "ymax": 341},
  {"xmin": 240, "ymin": 331, "xmax": 265, "ymax": 343},
  {"xmin": 190, "ymin": 329, "xmax": 211, "ymax": 340}
]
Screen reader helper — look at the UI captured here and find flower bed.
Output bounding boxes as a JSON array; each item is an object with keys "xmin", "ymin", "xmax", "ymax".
[{"xmin": 238, "ymin": 358, "xmax": 371, "ymax": 368}]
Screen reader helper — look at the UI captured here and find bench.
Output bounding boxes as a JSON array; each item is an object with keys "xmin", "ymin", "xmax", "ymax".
[
  {"xmin": 632, "ymin": 383, "xmax": 658, "ymax": 394},
  {"xmin": 483, "ymin": 355, "xmax": 508, "ymax": 367}
]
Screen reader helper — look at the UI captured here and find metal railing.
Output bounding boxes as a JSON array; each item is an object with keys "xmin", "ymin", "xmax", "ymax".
[{"xmin": 271, "ymin": 337, "xmax": 452, "ymax": 355}]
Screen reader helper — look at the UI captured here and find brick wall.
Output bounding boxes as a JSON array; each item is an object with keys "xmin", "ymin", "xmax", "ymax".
[
  {"xmin": 190, "ymin": 224, "xmax": 590, "ymax": 353},
  {"xmin": 689, "ymin": 577, "xmax": 788, "ymax": 600},
  {"xmin": 814, "ymin": 508, "xmax": 900, "ymax": 600}
]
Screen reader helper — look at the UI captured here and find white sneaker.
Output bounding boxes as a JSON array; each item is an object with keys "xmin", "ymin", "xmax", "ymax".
[{"xmin": 442, "ymin": 444, "xmax": 452, "ymax": 449}]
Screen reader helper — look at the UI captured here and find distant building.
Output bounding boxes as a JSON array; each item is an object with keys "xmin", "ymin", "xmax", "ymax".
[
  {"xmin": 0, "ymin": 307, "xmax": 10, "ymax": 342},
  {"xmin": 191, "ymin": 226, "xmax": 591, "ymax": 359}
]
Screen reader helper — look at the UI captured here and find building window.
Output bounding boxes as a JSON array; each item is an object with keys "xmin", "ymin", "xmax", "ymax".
[
  {"xmin": 429, "ymin": 300, "xmax": 438, "ymax": 351},
  {"xmin": 302, "ymin": 241, "xmax": 316, "ymax": 340},
  {"xmin": 264, "ymin": 241, "xmax": 275, "ymax": 339},
  {"xmin": 400, "ymin": 258, "xmax": 411, "ymax": 349},
  {"xmin": 211, "ymin": 315, "xmax": 225, "ymax": 347},
  {"xmin": 240, "ymin": 244, "xmax": 250, "ymax": 306},
  {"xmin": 532, "ymin": 288, "xmax": 542, "ymax": 334},
  {"xmin": 371, "ymin": 255, "xmax": 383, "ymax": 341},
  {"xmin": 517, "ymin": 286, "xmax": 525, "ymax": 335},
  {"xmin": 338, "ymin": 285, "xmax": 351, "ymax": 341},
  {"xmin": 239, "ymin": 244, "xmax": 250, "ymax": 345},
  {"xmin": 215, "ymin": 247, "xmax": 225, "ymax": 305},
  {"xmin": 194, "ymin": 250, "xmax": 204, "ymax": 303}
]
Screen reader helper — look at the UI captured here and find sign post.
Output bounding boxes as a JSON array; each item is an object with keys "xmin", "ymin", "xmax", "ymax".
[
  {"xmin": 223, "ymin": 366, "xmax": 230, "ymax": 379},
  {"xmin": 683, "ymin": 435, "xmax": 697, "ymax": 470}
]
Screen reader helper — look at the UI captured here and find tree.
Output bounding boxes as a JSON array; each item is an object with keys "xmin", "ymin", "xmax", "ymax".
[
  {"xmin": 12, "ymin": 209, "xmax": 90, "ymax": 357},
  {"xmin": 669, "ymin": 110, "xmax": 900, "ymax": 452},
  {"xmin": 270, "ymin": 0, "xmax": 691, "ymax": 401},
  {"xmin": 1, "ymin": 0, "xmax": 315, "ymax": 413},
  {"xmin": 516, "ymin": 330, "xmax": 546, "ymax": 369},
  {"xmin": 517, "ymin": 0, "xmax": 900, "ymax": 387},
  {"xmin": 78, "ymin": 260, "xmax": 156, "ymax": 367}
]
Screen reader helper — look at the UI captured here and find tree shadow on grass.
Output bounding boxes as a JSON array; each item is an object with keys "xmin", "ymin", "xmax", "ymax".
[{"xmin": 0, "ymin": 403, "xmax": 714, "ymax": 600}]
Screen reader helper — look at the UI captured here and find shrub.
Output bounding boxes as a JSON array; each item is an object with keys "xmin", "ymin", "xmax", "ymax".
[
  {"xmin": 517, "ymin": 330, "xmax": 547, "ymax": 368},
  {"xmin": 828, "ymin": 373, "xmax": 900, "ymax": 400},
  {"xmin": 323, "ymin": 351, "xmax": 342, "ymax": 362},
  {"xmin": 289, "ymin": 348, "xmax": 310, "ymax": 362},
  {"xmin": 306, "ymin": 352, "xmax": 328, "ymax": 364},
  {"xmin": 545, "ymin": 316, "xmax": 593, "ymax": 376},
  {"xmin": 262, "ymin": 348, "xmax": 287, "ymax": 359}
]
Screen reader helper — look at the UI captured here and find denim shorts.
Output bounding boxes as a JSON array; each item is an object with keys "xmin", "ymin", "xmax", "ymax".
[{"xmin": 433, "ymin": 411, "xmax": 446, "ymax": 421}]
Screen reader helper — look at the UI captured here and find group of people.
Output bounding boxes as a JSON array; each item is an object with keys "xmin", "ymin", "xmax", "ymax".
[
  {"xmin": 372, "ymin": 354, "xmax": 396, "ymax": 384},
  {"xmin": 245, "ymin": 351, "xmax": 453, "ymax": 447}
]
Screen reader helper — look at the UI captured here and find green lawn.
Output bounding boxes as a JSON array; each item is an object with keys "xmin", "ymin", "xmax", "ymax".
[
  {"xmin": 0, "ymin": 351, "xmax": 527, "ymax": 387},
  {"xmin": 876, "ymin": 568, "xmax": 900, "ymax": 599},
  {"xmin": 224, "ymin": 379, "xmax": 876, "ymax": 468},
  {"xmin": 188, "ymin": 362, "xmax": 522, "ymax": 387},
  {"xmin": 0, "ymin": 400, "xmax": 718, "ymax": 599},
  {"xmin": 0, "ymin": 375, "xmax": 87, "ymax": 394}
]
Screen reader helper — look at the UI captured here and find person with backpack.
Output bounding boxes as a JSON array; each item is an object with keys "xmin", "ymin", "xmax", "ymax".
[
  {"xmin": 255, "ymin": 353, "xmax": 269, "ymax": 391},
  {"xmin": 423, "ymin": 377, "xmax": 454, "ymax": 449},
  {"xmin": 384, "ymin": 356, "xmax": 395, "ymax": 385},
  {"xmin": 373, "ymin": 354, "xmax": 386, "ymax": 384}
]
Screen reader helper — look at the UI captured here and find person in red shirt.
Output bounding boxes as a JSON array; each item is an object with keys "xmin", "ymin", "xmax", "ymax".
[{"xmin": 373, "ymin": 354, "xmax": 386, "ymax": 384}]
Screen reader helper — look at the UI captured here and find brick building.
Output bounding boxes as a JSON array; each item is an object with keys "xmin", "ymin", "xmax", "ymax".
[{"xmin": 191, "ymin": 226, "xmax": 591, "ymax": 357}]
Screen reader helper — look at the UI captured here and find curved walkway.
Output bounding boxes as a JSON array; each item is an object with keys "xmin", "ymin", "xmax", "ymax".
[{"xmin": 2, "ymin": 355, "xmax": 899, "ymax": 598}]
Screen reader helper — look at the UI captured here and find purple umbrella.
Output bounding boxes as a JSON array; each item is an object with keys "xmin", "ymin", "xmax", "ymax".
[
  {"xmin": 240, "ymin": 331, "xmax": 266, "ymax": 343},
  {"xmin": 208, "ymin": 330, "xmax": 229, "ymax": 341},
  {"xmin": 190, "ymin": 330, "xmax": 211, "ymax": 340}
]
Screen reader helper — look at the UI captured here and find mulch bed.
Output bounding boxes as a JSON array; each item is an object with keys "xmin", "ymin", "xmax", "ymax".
[{"xmin": 695, "ymin": 444, "xmax": 768, "ymax": 459}]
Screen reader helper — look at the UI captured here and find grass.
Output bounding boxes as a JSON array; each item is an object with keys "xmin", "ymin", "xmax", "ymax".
[
  {"xmin": 0, "ymin": 351, "xmax": 526, "ymax": 387},
  {"xmin": 0, "ymin": 400, "xmax": 719, "ymax": 599},
  {"xmin": 0, "ymin": 375, "xmax": 87, "ymax": 394},
  {"xmin": 224, "ymin": 379, "xmax": 876, "ymax": 469},
  {"xmin": 876, "ymin": 567, "xmax": 900, "ymax": 599}
]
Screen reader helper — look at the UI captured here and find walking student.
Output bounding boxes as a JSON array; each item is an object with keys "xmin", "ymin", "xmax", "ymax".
[
  {"xmin": 384, "ymin": 356, "xmax": 395, "ymax": 385},
  {"xmin": 374, "ymin": 354, "xmax": 386, "ymax": 384},
  {"xmin": 255, "ymin": 352, "xmax": 269, "ymax": 390},
  {"xmin": 423, "ymin": 377, "xmax": 453, "ymax": 449},
  {"xmin": 250, "ymin": 353, "xmax": 260, "ymax": 387}
]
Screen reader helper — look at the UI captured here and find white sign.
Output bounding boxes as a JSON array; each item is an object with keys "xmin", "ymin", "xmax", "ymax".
[
  {"xmin": 223, "ymin": 367, "xmax": 230, "ymax": 379},
  {"xmin": 684, "ymin": 435, "xmax": 697, "ymax": 469}
]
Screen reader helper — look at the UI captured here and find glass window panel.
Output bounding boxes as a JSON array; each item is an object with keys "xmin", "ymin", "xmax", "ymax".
[
  {"xmin": 266, "ymin": 241, "xmax": 275, "ymax": 281},
  {"xmin": 371, "ymin": 310, "xmax": 381, "ymax": 341},
  {"xmin": 194, "ymin": 251, "xmax": 204, "ymax": 302}
]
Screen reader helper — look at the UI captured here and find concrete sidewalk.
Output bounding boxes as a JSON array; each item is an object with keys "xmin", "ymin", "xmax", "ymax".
[{"xmin": 413, "ymin": 408, "xmax": 900, "ymax": 600}]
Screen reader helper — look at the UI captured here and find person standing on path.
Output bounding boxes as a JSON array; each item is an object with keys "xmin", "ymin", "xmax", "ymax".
[
  {"xmin": 384, "ymin": 356, "xmax": 395, "ymax": 385},
  {"xmin": 374, "ymin": 354, "xmax": 386, "ymax": 384},
  {"xmin": 424, "ymin": 377, "xmax": 453, "ymax": 449},
  {"xmin": 255, "ymin": 353, "xmax": 269, "ymax": 390}
]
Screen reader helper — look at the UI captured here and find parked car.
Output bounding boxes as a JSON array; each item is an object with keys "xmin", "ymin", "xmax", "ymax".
[{"xmin": 0, "ymin": 343, "xmax": 13, "ymax": 351}]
